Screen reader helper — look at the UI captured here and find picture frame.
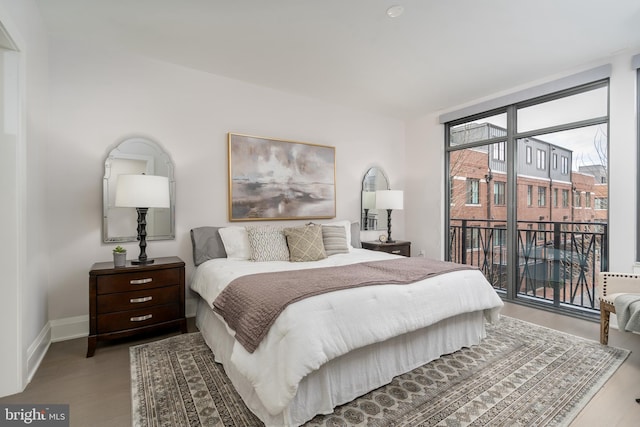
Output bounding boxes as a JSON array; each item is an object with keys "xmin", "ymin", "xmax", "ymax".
[{"xmin": 228, "ymin": 133, "xmax": 336, "ymax": 221}]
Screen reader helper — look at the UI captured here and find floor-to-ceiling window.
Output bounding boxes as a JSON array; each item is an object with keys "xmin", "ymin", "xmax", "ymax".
[{"xmin": 446, "ymin": 80, "xmax": 609, "ymax": 317}]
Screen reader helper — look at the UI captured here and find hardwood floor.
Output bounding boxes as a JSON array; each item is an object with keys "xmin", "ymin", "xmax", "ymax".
[{"xmin": 1, "ymin": 304, "xmax": 639, "ymax": 426}]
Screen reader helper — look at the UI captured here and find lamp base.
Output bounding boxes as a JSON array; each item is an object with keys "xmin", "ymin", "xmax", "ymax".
[{"xmin": 132, "ymin": 258, "xmax": 155, "ymax": 265}]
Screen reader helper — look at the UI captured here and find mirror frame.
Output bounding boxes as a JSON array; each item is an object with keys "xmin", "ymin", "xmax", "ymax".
[
  {"xmin": 361, "ymin": 166, "xmax": 390, "ymax": 231},
  {"xmin": 103, "ymin": 137, "xmax": 176, "ymax": 243}
]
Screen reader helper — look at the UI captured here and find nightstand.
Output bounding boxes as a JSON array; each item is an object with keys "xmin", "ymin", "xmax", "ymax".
[
  {"xmin": 362, "ymin": 240, "xmax": 411, "ymax": 257},
  {"xmin": 87, "ymin": 256, "xmax": 187, "ymax": 357}
]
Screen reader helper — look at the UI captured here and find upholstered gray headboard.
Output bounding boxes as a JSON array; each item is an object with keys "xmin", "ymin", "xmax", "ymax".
[{"xmin": 190, "ymin": 222, "xmax": 362, "ymax": 266}]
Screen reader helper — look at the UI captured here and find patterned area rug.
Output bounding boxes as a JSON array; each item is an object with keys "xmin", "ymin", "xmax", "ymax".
[{"xmin": 130, "ymin": 316, "xmax": 629, "ymax": 426}]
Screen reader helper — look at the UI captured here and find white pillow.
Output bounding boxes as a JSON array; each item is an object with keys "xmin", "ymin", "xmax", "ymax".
[
  {"xmin": 218, "ymin": 226, "xmax": 251, "ymax": 260},
  {"xmin": 322, "ymin": 220, "xmax": 353, "ymax": 250}
]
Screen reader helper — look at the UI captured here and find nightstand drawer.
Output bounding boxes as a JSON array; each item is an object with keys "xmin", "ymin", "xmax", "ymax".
[
  {"xmin": 97, "ymin": 304, "xmax": 179, "ymax": 334},
  {"xmin": 97, "ymin": 285, "xmax": 180, "ymax": 313},
  {"xmin": 97, "ymin": 268, "xmax": 180, "ymax": 294},
  {"xmin": 385, "ymin": 244, "xmax": 411, "ymax": 257},
  {"xmin": 362, "ymin": 240, "xmax": 411, "ymax": 257}
]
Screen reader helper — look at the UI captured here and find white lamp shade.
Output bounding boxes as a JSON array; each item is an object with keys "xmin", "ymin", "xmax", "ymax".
[
  {"xmin": 115, "ymin": 174, "xmax": 170, "ymax": 208},
  {"xmin": 362, "ymin": 191, "xmax": 376, "ymax": 209},
  {"xmin": 376, "ymin": 190, "xmax": 404, "ymax": 210}
]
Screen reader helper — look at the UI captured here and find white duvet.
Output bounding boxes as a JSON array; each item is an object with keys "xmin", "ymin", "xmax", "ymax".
[{"xmin": 190, "ymin": 249, "xmax": 504, "ymax": 416}]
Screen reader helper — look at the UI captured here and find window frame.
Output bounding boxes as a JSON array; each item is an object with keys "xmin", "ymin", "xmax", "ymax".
[
  {"xmin": 466, "ymin": 179, "xmax": 480, "ymax": 205},
  {"xmin": 537, "ymin": 186, "xmax": 546, "ymax": 207},
  {"xmin": 562, "ymin": 189, "xmax": 569, "ymax": 208},
  {"xmin": 494, "ymin": 181, "xmax": 505, "ymax": 205},
  {"xmin": 443, "ymin": 76, "xmax": 609, "ymax": 312},
  {"xmin": 492, "ymin": 142, "xmax": 505, "ymax": 161},
  {"xmin": 561, "ymin": 156, "xmax": 569, "ymax": 175},
  {"xmin": 536, "ymin": 149, "xmax": 547, "ymax": 170}
]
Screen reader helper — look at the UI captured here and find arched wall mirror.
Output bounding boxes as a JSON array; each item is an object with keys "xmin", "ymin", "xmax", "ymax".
[
  {"xmin": 103, "ymin": 137, "xmax": 175, "ymax": 243},
  {"xmin": 361, "ymin": 167, "xmax": 390, "ymax": 231}
]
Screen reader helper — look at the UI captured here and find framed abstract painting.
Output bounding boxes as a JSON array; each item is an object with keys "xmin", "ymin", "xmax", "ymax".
[{"xmin": 228, "ymin": 133, "xmax": 336, "ymax": 221}]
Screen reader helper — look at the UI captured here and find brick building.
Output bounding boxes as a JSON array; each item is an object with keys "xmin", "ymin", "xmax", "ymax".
[{"xmin": 449, "ymin": 124, "xmax": 608, "ymax": 228}]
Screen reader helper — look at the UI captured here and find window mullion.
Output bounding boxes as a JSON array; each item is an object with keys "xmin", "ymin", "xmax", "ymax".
[{"xmin": 506, "ymin": 105, "xmax": 517, "ymax": 300}]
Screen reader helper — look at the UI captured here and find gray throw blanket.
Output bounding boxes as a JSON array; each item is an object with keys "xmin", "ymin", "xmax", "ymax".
[
  {"xmin": 213, "ymin": 257, "xmax": 477, "ymax": 353},
  {"xmin": 614, "ymin": 294, "xmax": 640, "ymax": 333}
]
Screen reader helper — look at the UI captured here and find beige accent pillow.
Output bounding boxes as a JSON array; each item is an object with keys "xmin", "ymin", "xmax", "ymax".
[
  {"xmin": 284, "ymin": 224, "xmax": 327, "ymax": 262},
  {"xmin": 246, "ymin": 226, "xmax": 290, "ymax": 262},
  {"xmin": 321, "ymin": 225, "xmax": 349, "ymax": 256},
  {"xmin": 323, "ymin": 220, "xmax": 353, "ymax": 250}
]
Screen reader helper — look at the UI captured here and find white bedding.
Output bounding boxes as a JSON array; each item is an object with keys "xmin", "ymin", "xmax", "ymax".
[{"xmin": 190, "ymin": 249, "xmax": 504, "ymax": 417}]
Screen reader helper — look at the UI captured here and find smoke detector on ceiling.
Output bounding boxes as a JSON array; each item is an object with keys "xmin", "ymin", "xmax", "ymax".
[{"xmin": 386, "ymin": 5, "xmax": 404, "ymax": 18}]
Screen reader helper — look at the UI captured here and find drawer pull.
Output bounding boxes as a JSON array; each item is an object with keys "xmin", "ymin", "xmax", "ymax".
[
  {"xmin": 391, "ymin": 250, "xmax": 401, "ymax": 254},
  {"xmin": 130, "ymin": 296, "xmax": 153, "ymax": 304},
  {"xmin": 130, "ymin": 278, "xmax": 153, "ymax": 285},
  {"xmin": 130, "ymin": 314, "xmax": 153, "ymax": 322}
]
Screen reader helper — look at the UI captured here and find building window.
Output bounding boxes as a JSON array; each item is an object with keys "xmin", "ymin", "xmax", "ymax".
[
  {"xmin": 562, "ymin": 189, "xmax": 569, "ymax": 207},
  {"xmin": 595, "ymin": 197, "xmax": 608, "ymax": 209},
  {"xmin": 536, "ymin": 149, "xmax": 546, "ymax": 170},
  {"xmin": 552, "ymin": 153, "xmax": 558, "ymax": 169},
  {"xmin": 527, "ymin": 185, "xmax": 533, "ymax": 206},
  {"xmin": 450, "ymin": 180, "xmax": 454, "ymax": 205},
  {"xmin": 466, "ymin": 228, "xmax": 480, "ymax": 249},
  {"xmin": 492, "ymin": 142, "xmax": 505, "ymax": 161},
  {"xmin": 538, "ymin": 222, "xmax": 546, "ymax": 241},
  {"xmin": 526, "ymin": 146, "xmax": 532, "ymax": 164},
  {"xmin": 466, "ymin": 179, "xmax": 479, "ymax": 204},
  {"xmin": 494, "ymin": 181, "xmax": 505, "ymax": 205},
  {"xmin": 574, "ymin": 191, "xmax": 581, "ymax": 207},
  {"xmin": 561, "ymin": 156, "xmax": 569, "ymax": 174},
  {"xmin": 553, "ymin": 188, "xmax": 558, "ymax": 207},
  {"xmin": 493, "ymin": 227, "xmax": 506, "ymax": 247},
  {"xmin": 538, "ymin": 186, "xmax": 546, "ymax": 207},
  {"xmin": 585, "ymin": 192, "xmax": 591, "ymax": 208}
]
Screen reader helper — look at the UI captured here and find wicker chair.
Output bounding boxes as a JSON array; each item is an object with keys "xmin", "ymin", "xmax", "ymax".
[{"xmin": 598, "ymin": 272, "xmax": 640, "ymax": 345}]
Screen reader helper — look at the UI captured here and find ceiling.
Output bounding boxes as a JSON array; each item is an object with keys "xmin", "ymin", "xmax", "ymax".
[{"xmin": 35, "ymin": 0, "xmax": 640, "ymax": 119}]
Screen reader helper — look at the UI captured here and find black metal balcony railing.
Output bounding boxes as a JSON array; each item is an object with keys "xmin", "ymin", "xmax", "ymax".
[{"xmin": 449, "ymin": 219, "xmax": 608, "ymax": 312}]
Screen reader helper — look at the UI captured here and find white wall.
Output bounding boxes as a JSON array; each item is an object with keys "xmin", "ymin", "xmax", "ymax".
[
  {"xmin": 406, "ymin": 50, "xmax": 639, "ymax": 273},
  {"xmin": 0, "ymin": 0, "xmax": 49, "ymax": 396},
  {"xmin": 46, "ymin": 39, "xmax": 406, "ymax": 323},
  {"xmin": 405, "ymin": 112, "xmax": 444, "ymax": 259}
]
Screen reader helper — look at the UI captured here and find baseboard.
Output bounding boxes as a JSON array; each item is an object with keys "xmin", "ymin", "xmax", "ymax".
[
  {"xmin": 50, "ymin": 315, "xmax": 89, "ymax": 343},
  {"xmin": 27, "ymin": 323, "xmax": 51, "ymax": 383},
  {"xmin": 26, "ymin": 316, "xmax": 89, "ymax": 385}
]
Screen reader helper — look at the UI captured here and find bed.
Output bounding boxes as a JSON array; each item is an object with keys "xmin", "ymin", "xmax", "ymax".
[{"xmin": 189, "ymin": 222, "xmax": 504, "ymax": 426}]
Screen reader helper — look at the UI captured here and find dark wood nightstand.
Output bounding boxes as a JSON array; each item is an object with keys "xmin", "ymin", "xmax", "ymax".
[
  {"xmin": 87, "ymin": 256, "xmax": 187, "ymax": 357},
  {"xmin": 362, "ymin": 240, "xmax": 411, "ymax": 257}
]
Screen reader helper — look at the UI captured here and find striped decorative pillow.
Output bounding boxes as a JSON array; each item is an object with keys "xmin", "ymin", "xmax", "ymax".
[
  {"xmin": 284, "ymin": 224, "xmax": 327, "ymax": 262},
  {"xmin": 321, "ymin": 225, "xmax": 349, "ymax": 256}
]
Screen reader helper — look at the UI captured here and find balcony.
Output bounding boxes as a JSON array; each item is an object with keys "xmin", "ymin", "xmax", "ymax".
[{"xmin": 449, "ymin": 219, "xmax": 608, "ymax": 314}]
